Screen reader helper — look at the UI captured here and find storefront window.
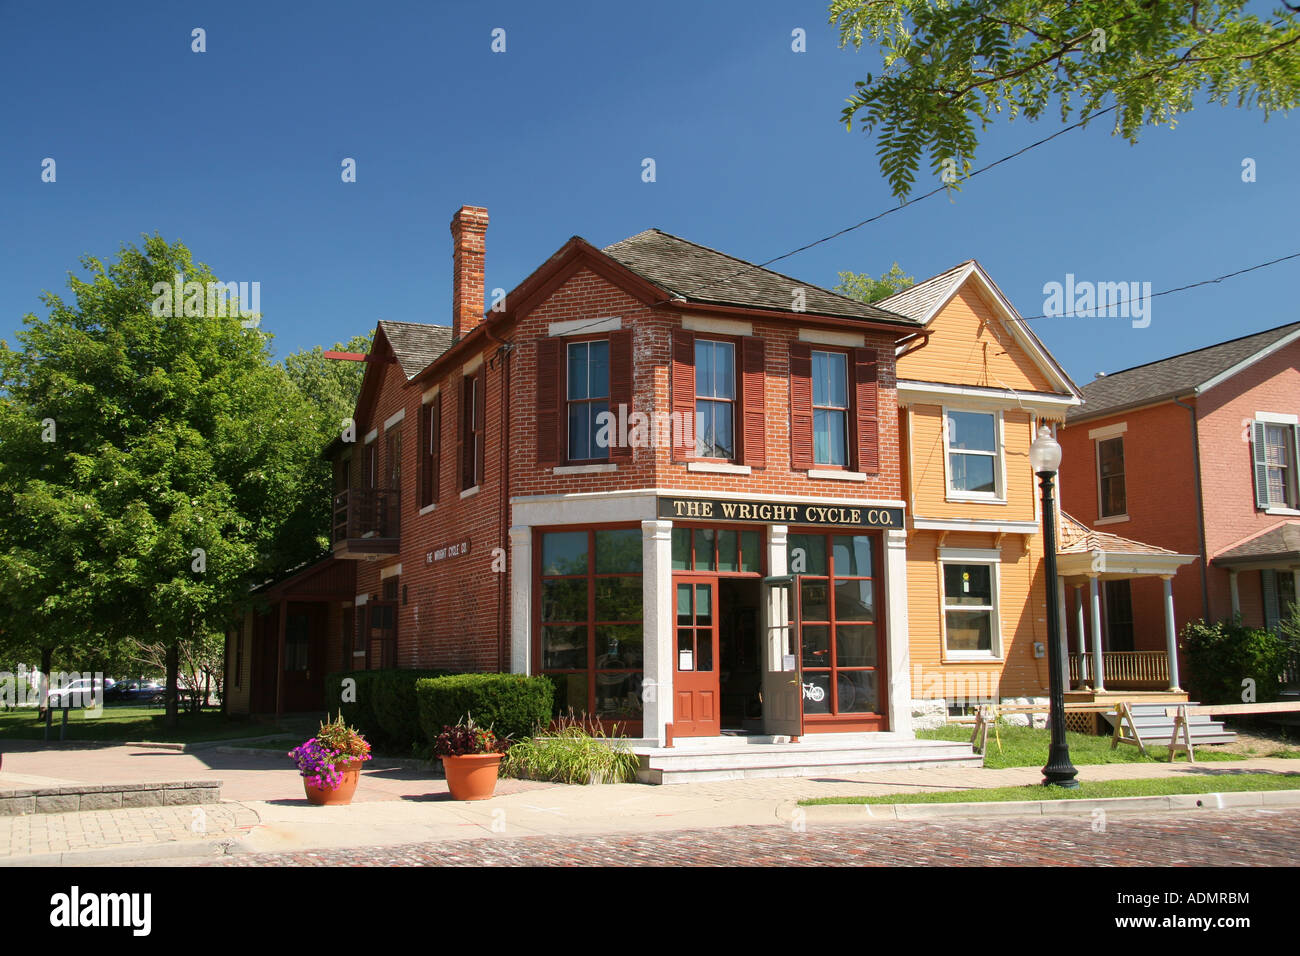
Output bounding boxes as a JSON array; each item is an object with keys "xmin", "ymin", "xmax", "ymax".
[
  {"xmin": 790, "ymin": 532, "xmax": 880, "ymax": 716},
  {"xmin": 672, "ymin": 526, "xmax": 761, "ymax": 573},
  {"xmin": 539, "ymin": 528, "xmax": 643, "ymax": 720}
]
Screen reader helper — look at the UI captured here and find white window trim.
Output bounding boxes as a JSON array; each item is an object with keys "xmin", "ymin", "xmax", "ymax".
[
  {"xmin": 363, "ymin": 429, "xmax": 378, "ymax": 445},
  {"xmin": 1255, "ymin": 411, "xmax": 1299, "ymax": 425},
  {"xmin": 418, "ymin": 503, "xmax": 437, "ymax": 517},
  {"xmin": 1087, "ymin": 421, "xmax": 1127, "ymax": 440},
  {"xmin": 554, "ymin": 463, "xmax": 618, "ymax": 475},
  {"xmin": 380, "ymin": 563, "xmax": 402, "ymax": 580},
  {"xmin": 1095, "ymin": 433, "xmax": 1127, "ymax": 521},
  {"xmin": 939, "ymin": 554, "xmax": 1004, "ymax": 661},
  {"xmin": 682, "ymin": 315, "xmax": 751, "ymax": 336},
  {"xmin": 942, "ymin": 406, "xmax": 1006, "ymax": 504},
  {"xmin": 688, "ymin": 461, "xmax": 751, "ymax": 475},
  {"xmin": 422, "ymin": 384, "xmax": 440, "ymax": 404},
  {"xmin": 808, "ymin": 468, "xmax": 867, "ymax": 482},
  {"xmin": 549, "ymin": 316, "xmax": 622, "ymax": 337},
  {"xmin": 383, "ymin": 408, "xmax": 405, "ymax": 430},
  {"xmin": 799, "ymin": 328, "xmax": 864, "ymax": 348},
  {"xmin": 1255, "ymin": 417, "xmax": 1300, "ymax": 511}
]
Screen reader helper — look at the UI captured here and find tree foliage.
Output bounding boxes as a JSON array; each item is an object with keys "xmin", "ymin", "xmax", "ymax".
[
  {"xmin": 830, "ymin": 0, "xmax": 1300, "ymax": 198},
  {"xmin": 834, "ymin": 262, "xmax": 916, "ymax": 303}
]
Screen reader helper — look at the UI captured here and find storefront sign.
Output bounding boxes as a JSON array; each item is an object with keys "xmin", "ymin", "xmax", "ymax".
[
  {"xmin": 657, "ymin": 496, "xmax": 903, "ymax": 528},
  {"xmin": 426, "ymin": 538, "xmax": 471, "ymax": 563}
]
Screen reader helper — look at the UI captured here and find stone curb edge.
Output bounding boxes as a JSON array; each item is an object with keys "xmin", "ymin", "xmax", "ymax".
[
  {"xmin": 799, "ymin": 788, "xmax": 1300, "ymax": 822},
  {"xmin": 0, "ymin": 837, "xmax": 242, "ymax": 868}
]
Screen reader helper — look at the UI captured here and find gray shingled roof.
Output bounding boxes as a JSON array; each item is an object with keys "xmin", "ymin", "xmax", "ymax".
[
  {"xmin": 875, "ymin": 260, "xmax": 973, "ymax": 322},
  {"xmin": 1214, "ymin": 522, "xmax": 1300, "ymax": 565},
  {"xmin": 377, "ymin": 320, "xmax": 454, "ymax": 380},
  {"xmin": 602, "ymin": 229, "xmax": 919, "ymax": 326},
  {"xmin": 1069, "ymin": 321, "xmax": 1300, "ymax": 424}
]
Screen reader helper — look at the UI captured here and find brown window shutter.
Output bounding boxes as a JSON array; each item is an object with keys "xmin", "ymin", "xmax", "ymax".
[
  {"xmin": 671, "ymin": 328, "xmax": 696, "ymax": 461},
  {"xmin": 474, "ymin": 366, "xmax": 486, "ymax": 485},
  {"xmin": 853, "ymin": 347, "xmax": 880, "ymax": 474},
  {"xmin": 536, "ymin": 338, "xmax": 561, "ymax": 465},
  {"xmin": 789, "ymin": 342, "xmax": 813, "ymax": 470},
  {"xmin": 608, "ymin": 330, "xmax": 633, "ymax": 460},
  {"xmin": 455, "ymin": 379, "xmax": 467, "ymax": 489},
  {"xmin": 740, "ymin": 336, "xmax": 766, "ymax": 467},
  {"xmin": 418, "ymin": 403, "xmax": 429, "ymax": 506},
  {"xmin": 430, "ymin": 392, "xmax": 442, "ymax": 503}
]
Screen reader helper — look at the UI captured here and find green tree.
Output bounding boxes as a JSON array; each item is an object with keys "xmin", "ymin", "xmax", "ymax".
[
  {"xmin": 0, "ymin": 236, "xmax": 327, "ymax": 724},
  {"xmin": 834, "ymin": 262, "xmax": 915, "ymax": 303},
  {"xmin": 830, "ymin": 1, "xmax": 1300, "ymax": 198}
]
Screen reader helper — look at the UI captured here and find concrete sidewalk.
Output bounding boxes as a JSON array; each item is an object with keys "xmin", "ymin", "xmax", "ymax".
[{"xmin": 2, "ymin": 741, "xmax": 1297, "ymax": 865}]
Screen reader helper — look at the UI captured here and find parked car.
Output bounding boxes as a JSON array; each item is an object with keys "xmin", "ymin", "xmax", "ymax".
[
  {"xmin": 43, "ymin": 678, "xmax": 105, "ymax": 710},
  {"xmin": 103, "ymin": 679, "xmax": 163, "ymax": 703}
]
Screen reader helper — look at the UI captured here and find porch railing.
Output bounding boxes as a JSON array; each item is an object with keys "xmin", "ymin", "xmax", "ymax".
[
  {"xmin": 1068, "ymin": 650, "xmax": 1170, "ymax": 689},
  {"xmin": 332, "ymin": 488, "xmax": 400, "ymax": 543}
]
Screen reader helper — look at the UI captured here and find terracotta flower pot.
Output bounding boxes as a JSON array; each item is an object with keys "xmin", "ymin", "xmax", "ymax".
[
  {"xmin": 441, "ymin": 753, "xmax": 503, "ymax": 801},
  {"xmin": 303, "ymin": 759, "xmax": 364, "ymax": 806}
]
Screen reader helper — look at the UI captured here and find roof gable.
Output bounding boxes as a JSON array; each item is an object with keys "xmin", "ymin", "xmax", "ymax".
[{"xmin": 1069, "ymin": 321, "xmax": 1300, "ymax": 423}]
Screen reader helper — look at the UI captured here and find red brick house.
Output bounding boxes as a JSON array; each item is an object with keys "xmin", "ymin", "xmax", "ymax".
[
  {"xmin": 226, "ymin": 206, "xmax": 935, "ymax": 748},
  {"xmin": 1058, "ymin": 321, "xmax": 1300, "ymax": 689}
]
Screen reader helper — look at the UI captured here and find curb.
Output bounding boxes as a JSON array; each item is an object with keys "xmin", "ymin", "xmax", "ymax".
[
  {"xmin": 800, "ymin": 788, "xmax": 1300, "ymax": 823},
  {"xmin": 0, "ymin": 836, "xmax": 244, "ymax": 868}
]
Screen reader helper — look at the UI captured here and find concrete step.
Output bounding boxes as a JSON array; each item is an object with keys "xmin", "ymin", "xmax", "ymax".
[
  {"xmin": 1099, "ymin": 702, "xmax": 1237, "ymax": 745},
  {"xmin": 634, "ymin": 736, "xmax": 982, "ymax": 784}
]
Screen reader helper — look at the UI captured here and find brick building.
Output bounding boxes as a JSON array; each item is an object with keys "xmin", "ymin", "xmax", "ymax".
[{"xmin": 1057, "ymin": 321, "xmax": 1300, "ymax": 689}]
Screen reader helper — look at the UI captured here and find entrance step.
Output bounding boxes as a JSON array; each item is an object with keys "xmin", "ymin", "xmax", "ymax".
[{"xmin": 633, "ymin": 734, "xmax": 981, "ymax": 785}]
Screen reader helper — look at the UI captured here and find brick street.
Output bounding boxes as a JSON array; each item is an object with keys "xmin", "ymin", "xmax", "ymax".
[{"xmin": 196, "ymin": 807, "xmax": 1300, "ymax": 867}]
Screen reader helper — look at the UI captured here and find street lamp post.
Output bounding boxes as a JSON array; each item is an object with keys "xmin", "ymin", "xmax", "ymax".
[{"xmin": 1030, "ymin": 424, "xmax": 1079, "ymax": 789}]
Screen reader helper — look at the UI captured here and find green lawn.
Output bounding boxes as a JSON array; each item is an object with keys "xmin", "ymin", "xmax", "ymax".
[
  {"xmin": 0, "ymin": 705, "xmax": 312, "ymax": 744},
  {"xmin": 801, "ymin": 772, "xmax": 1300, "ymax": 806},
  {"xmin": 918, "ymin": 723, "xmax": 1248, "ymax": 768}
]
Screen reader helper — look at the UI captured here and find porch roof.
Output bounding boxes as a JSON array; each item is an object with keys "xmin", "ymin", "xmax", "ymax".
[
  {"xmin": 1213, "ymin": 521, "xmax": 1300, "ymax": 569},
  {"xmin": 1056, "ymin": 512, "xmax": 1196, "ymax": 582},
  {"xmin": 252, "ymin": 553, "xmax": 356, "ymax": 601}
]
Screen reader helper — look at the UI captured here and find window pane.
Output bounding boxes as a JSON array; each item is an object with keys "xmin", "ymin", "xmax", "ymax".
[
  {"xmin": 813, "ymin": 351, "xmax": 847, "ymax": 407},
  {"xmin": 944, "ymin": 564, "xmax": 992, "ymax": 606},
  {"xmin": 677, "ymin": 628, "xmax": 695, "ymax": 670},
  {"xmin": 951, "ymin": 453, "xmax": 996, "ymax": 493},
  {"xmin": 832, "ymin": 535, "xmax": 873, "ymax": 576},
  {"xmin": 695, "ymin": 341, "xmax": 715, "ymax": 398},
  {"xmin": 596, "ymin": 577, "xmax": 643, "ymax": 621},
  {"xmin": 836, "ymin": 624, "xmax": 877, "ymax": 667},
  {"xmin": 800, "ymin": 579, "xmax": 829, "ymax": 622},
  {"xmin": 542, "ymin": 532, "xmax": 588, "ymax": 575},
  {"xmin": 696, "ymin": 400, "xmax": 733, "ymax": 458},
  {"xmin": 547, "ymin": 672, "xmax": 588, "ymax": 716},
  {"xmin": 567, "ymin": 342, "xmax": 589, "ymax": 400},
  {"xmin": 587, "ymin": 341, "xmax": 609, "ymax": 398},
  {"xmin": 1098, "ymin": 437, "xmax": 1124, "ymax": 477},
  {"xmin": 697, "ymin": 631, "xmax": 713, "ymax": 671},
  {"xmin": 947, "ymin": 411, "xmax": 996, "ymax": 452},
  {"xmin": 834, "ymin": 580, "xmax": 875, "ymax": 621},
  {"xmin": 814, "ymin": 409, "xmax": 847, "ymax": 466},
  {"xmin": 802, "ymin": 624, "xmax": 829, "ymax": 668},
  {"xmin": 802, "ymin": 672, "xmax": 831, "ymax": 715},
  {"xmin": 694, "ymin": 528, "xmax": 716, "ymax": 571},
  {"xmin": 714, "ymin": 342, "xmax": 735, "ymax": 399},
  {"xmin": 595, "ymin": 672, "xmax": 643, "ymax": 720},
  {"xmin": 838, "ymin": 670, "xmax": 878, "ymax": 714},
  {"xmin": 542, "ymin": 579, "xmax": 588, "ymax": 622},
  {"xmin": 672, "ymin": 527, "xmax": 692, "ymax": 570},
  {"xmin": 596, "ymin": 624, "xmax": 644, "ymax": 669},
  {"xmin": 694, "ymin": 584, "xmax": 712, "ymax": 626},
  {"xmin": 595, "ymin": 529, "xmax": 642, "ymax": 574},
  {"xmin": 542, "ymin": 625, "xmax": 587, "ymax": 669},
  {"xmin": 717, "ymin": 529, "xmax": 739, "ymax": 572},
  {"xmin": 676, "ymin": 584, "xmax": 692, "ymax": 624},
  {"xmin": 945, "ymin": 610, "xmax": 992, "ymax": 652},
  {"xmin": 1101, "ymin": 476, "xmax": 1126, "ymax": 517},
  {"xmin": 789, "ymin": 534, "xmax": 827, "ymax": 575},
  {"xmin": 740, "ymin": 530, "xmax": 761, "ymax": 573}
]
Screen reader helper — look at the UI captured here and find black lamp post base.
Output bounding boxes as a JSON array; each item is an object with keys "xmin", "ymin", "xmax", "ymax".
[{"xmin": 1042, "ymin": 745, "xmax": 1080, "ymax": 788}]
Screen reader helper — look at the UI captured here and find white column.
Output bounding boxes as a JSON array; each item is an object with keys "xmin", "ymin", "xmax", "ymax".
[
  {"xmin": 1055, "ymin": 576, "xmax": 1070, "ymax": 691},
  {"xmin": 1074, "ymin": 586, "xmax": 1088, "ymax": 687},
  {"xmin": 508, "ymin": 525, "xmax": 532, "ymax": 675},
  {"xmin": 883, "ymin": 527, "xmax": 913, "ymax": 737},
  {"xmin": 1229, "ymin": 570, "xmax": 1241, "ymax": 619},
  {"xmin": 1089, "ymin": 575, "xmax": 1105, "ymax": 692},
  {"xmin": 1162, "ymin": 575, "xmax": 1181, "ymax": 691},
  {"xmin": 642, "ymin": 519, "xmax": 674, "ymax": 747}
]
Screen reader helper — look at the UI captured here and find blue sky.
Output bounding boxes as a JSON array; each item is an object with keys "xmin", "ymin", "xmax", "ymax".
[{"xmin": 3, "ymin": 1, "xmax": 1297, "ymax": 385}]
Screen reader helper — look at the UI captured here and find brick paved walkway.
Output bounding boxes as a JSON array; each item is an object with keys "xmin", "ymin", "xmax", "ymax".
[
  {"xmin": 2, "ymin": 802, "xmax": 259, "ymax": 862},
  {"xmin": 196, "ymin": 808, "xmax": 1300, "ymax": 867}
]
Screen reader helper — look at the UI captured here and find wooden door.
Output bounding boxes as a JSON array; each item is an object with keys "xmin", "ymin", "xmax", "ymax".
[
  {"xmin": 673, "ymin": 576, "xmax": 720, "ymax": 737},
  {"xmin": 282, "ymin": 604, "xmax": 327, "ymax": 712},
  {"xmin": 761, "ymin": 576, "xmax": 803, "ymax": 737}
]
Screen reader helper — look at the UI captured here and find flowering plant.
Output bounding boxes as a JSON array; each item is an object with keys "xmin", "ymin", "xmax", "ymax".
[
  {"xmin": 288, "ymin": 713, "xmax": 372, "ymax": 791},
  {"xmin": 433, "ymin": 715, "xmax": 510, "ymax": 758}
]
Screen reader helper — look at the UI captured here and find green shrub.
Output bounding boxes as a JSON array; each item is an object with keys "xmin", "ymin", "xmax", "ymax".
[
  {"xmin": 500, "ymin": 716, "xmax": 641, "ymax": 784},
  {"xmin": 324, "ymin": 670, "xmax": 381, "ymax": 742},
  {"xmin": 324, "ymin": 669, "xmax": 450, "ymax": 753},
  {"xmin": 1182, "ymin": 618, "xmax": 1290, "ymax": 704},
  {"xmin": 415, "ymin": 673, "xmax": 553, "ymax": 743}
]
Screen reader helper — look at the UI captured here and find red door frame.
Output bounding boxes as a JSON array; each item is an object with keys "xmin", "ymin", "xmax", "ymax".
[{"xmin": 672, "ymin": 574, "xmax": 721, "ymax": 737}]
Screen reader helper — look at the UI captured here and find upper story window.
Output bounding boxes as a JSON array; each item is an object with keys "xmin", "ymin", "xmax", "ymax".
[
  {"xmin": 945, "ymin": 409, "xmax": 1001, "ymax": 499},
  {"xmin": 419, "ymin": 393, "xmax": 441, "ymax": 508},
  {"xmin": 812, "ymin": 350, "xmax": 849, "ymax": 467},
  {"xmin": 1097, "ymin": 436, "xmax": 1126, "ymax": 518},
  {"xmin": 1253, "ymin": 418, "xmax": 1299, "ymax": 511},
  {"xmin": 385, "ymin": 425, "xmax": 401, "ymax": 494},
  {"xmin": 461, "ymin": 371, "xmax": 484, "ymax": 490},
  {"xmin": 695, "ymin": 339, "xmax": 735, "ymax": 459},
  {"xmin": 567, "ymin": 340, "xmax": 610, "ymax": 462}
]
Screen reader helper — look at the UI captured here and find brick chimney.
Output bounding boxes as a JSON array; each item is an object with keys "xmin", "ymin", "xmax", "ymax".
[{"xmin": 450, "ymin": 205, "xmax": 489, "ymax": 340}]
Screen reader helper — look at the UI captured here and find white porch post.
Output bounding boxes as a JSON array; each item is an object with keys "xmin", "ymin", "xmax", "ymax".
[
  {"xmin": 883, "ymin": 528, "xmax": 913, "ymax": 737},
  {"xmin": 1074, "ymin": 586, "xmax": 1088, "ymax": 686},
  {"xmin": 1162, "ymin": 575, "xmax": 1181, "ymax": 691},
  {"xmin": 508, "ymin": 525, "xmax": 532, "ymax": 675},
  {"xmin": 1055, "ymin": 576, "xmax": 1070, "ymax": 692},
  {"xmin": 1229, "ymin": 570, "xmax": 1241, "ymax": 619},
  {"xmin": 1089, "ymin": 575, "xmax": 1105, "ymax": 692},
  {"xmin": 642, "ymin": 519, "xmax": 673, "ymax": 747}
]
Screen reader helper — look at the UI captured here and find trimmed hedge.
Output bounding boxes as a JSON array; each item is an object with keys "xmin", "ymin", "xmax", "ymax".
[
  {"xmin": 415, "ymin": 674, "xmax": 554, "ymax": 743},
  {"xmin": 1182, "ymin": 618, "xmax": 1290, "ymax": 705},
  {"xmin": 324, "ymin": 669, "xmax": 450, "ymax": 753}
]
